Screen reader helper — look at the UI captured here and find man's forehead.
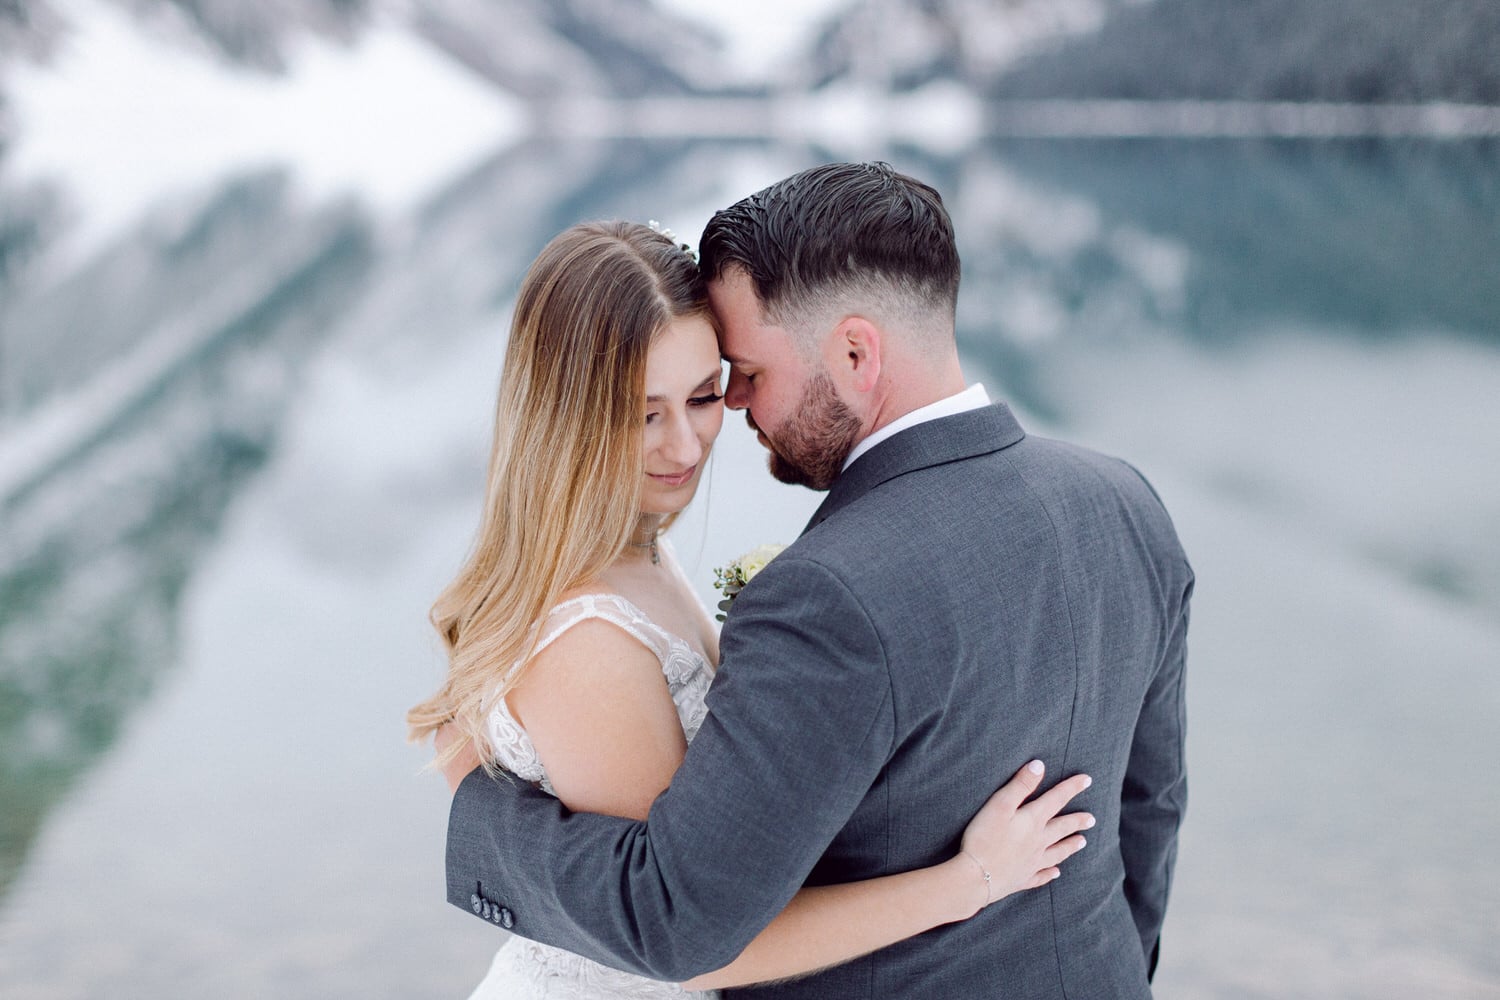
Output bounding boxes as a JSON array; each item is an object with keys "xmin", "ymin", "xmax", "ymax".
[
  {"xmin": 715, "ymin": 316, "xmax": 769, "ymax": 360},
  {"xmin": 716, "ymin": 329, "xmax": 753, "ymax": 363},
  {"xmin": 710, "ymin": 276, "xmax": 776, "ymax": 332},
  {"xmin": 707, "ymin": 268, "xmax": 763, "ymax": 310}
]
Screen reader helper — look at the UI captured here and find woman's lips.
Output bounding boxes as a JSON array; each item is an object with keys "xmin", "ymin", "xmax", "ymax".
[{"xmin": 649, "ymin": 465, "xmax": 697, "ymax": 488}]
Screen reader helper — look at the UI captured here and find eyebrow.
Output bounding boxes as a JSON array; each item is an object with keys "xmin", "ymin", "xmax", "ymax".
[{"xmin": 646, "ymin": 368, "xmax": 723, "ymax": 403}]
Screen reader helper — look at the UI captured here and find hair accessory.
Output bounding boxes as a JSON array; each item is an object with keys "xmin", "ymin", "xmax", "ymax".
[{"xmin": 648, "ymin": 219, "xmax": 698, "ymax": 263}]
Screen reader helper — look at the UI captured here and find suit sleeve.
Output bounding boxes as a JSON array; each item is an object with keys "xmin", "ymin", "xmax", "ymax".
[
  {"xmin": 1119, "ymin": 562, "xmax": 1192, "ymax": 979},
  {"xmin": 445, "ymin": 556, "xmax": 894, "ymax": 981}
]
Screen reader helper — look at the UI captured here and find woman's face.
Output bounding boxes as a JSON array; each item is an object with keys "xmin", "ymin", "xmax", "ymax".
[{"xmin": 641, "ymin": 313, "xmax": 725, "ymax": 515}]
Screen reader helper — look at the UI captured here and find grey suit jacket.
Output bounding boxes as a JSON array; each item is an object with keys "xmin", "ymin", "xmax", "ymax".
[{"xmin": 447, "ymin": 403, "xmax": 1192, "ymax": 998}]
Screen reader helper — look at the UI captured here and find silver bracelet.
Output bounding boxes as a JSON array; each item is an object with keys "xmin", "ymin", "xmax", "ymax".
[{"xmin": 960, "ymin": 850, "xmax": 992, "ymax": 905}]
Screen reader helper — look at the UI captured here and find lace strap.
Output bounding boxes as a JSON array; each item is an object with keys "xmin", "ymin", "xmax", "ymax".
[{"xmin": 536, "ymin": 593, "xmax": 672, "ymax": 664}]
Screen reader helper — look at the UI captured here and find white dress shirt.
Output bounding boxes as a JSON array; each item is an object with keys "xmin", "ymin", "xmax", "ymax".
[{"xmin": 842, "ymin": 383, "xmax": 992, "ymax": 471}]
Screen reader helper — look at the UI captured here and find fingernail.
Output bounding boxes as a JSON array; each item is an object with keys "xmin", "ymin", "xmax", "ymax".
[
  {"xmin": 1083, "ymin": 815, "xmax": 1096, "ymax": 829},
  {"xmin": 1080, "ymin": 775, "xmax": 1092, "ymax": 789},
  {"xmin": 1027, "ymin": 760, "xmax": 1045, "ymax": 775},
  {"xmin": 1077, "ymin": 836, "xmax": 1086, "ymax": 848}
]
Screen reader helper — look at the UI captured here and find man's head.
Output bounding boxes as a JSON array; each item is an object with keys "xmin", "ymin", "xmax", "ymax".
[{"xmin": 699, "ymin": 162, "xmax": 963, "ymax": 490}]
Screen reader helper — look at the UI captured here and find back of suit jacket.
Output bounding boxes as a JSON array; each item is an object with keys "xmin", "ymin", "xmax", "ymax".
[
  {"xmin": 446, "ymin": 403, "xmax": 1192, "ymax": 999},
  {"xmin": 725, "ymin": 403, "xmax": 1192, "ymax": 997}
]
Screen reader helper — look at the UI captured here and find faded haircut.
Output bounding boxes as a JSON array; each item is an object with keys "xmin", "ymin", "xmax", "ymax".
[{"xmin": 699, "ymin": 161, "xmax": 960, "ymax": 346}]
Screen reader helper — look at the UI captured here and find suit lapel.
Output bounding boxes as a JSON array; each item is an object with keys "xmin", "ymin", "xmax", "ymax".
[{"xmin": 801, "ymin": 403, "xmax": 1027, "ymax": 535}]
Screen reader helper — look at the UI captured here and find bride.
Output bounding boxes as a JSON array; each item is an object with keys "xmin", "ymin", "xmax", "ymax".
[{"xmin": 407, "ymin": 221, "xmax": 1093, "ymax": 998}]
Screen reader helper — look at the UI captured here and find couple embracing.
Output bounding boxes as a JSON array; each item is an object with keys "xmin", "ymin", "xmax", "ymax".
[{"xmin": 408, "ymin": 162, "xmax": 1193, "ymax": 999}]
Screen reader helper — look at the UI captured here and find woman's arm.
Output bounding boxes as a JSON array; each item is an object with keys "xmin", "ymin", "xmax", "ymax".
[
  {"xmin": 682, "ymin": 762, "xmax": 1093, "ymax": 991},
  {"xmin": 506, "ymin": 618, "xmax": 688, "ymax": 819},
  {"xmin": 433, "ymin": 618, "xmax": 686, "ymax": 802}
]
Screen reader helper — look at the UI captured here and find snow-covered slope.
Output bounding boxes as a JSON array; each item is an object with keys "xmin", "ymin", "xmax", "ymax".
[
  {"xmin": 792, "ymin": 0, "xmax": 1114, "ymax": 91},
  {"xmin": 410, "ymin": 0, "xmax": 723, "ymax": 99}
]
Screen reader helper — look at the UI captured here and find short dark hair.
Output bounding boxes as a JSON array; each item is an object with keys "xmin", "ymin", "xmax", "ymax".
[{"xmin": 698, "ymin": 162, "xmax": 960, "ymax": 327}]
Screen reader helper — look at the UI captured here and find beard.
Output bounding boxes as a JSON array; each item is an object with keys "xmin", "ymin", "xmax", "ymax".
[{"xmin": 750, "ymin": 370, "xmax": 863, "ymax": 491}]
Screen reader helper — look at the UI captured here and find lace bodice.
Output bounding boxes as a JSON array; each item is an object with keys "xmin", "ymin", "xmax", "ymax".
[
  {"xmin": 484, "ymin": 592, "xmax": 714, "ymax": 795},
  {"xmin": 471, "ymin": 581, "xmax": 717, "ymax": 1000}
]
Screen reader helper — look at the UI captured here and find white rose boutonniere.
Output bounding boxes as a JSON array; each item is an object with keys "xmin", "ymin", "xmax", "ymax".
[{"xmin": 712, "ymin": 543, "xmax": 787, "ymax": 621}]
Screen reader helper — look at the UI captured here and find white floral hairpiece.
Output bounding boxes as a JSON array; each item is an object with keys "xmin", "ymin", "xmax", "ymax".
[{"xmin": 648, "ymin": 219, "xmax": 698, "ymax": 263}]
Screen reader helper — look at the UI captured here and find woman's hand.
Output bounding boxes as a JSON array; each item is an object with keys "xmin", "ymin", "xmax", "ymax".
[{"xmin": 952, "ymin": 760, "xmax": 1094, "ymax": 918}]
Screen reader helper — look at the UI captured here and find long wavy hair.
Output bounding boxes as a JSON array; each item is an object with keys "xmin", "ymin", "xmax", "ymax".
[{"xmin": 406, "ymin": 221, "xmax": 710, "ymax": 769}]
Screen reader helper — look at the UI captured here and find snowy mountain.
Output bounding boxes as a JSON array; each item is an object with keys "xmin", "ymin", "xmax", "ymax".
[
  {"xmin": 410, "ymin": 0, "xmax": 723, "ymax": 99},
  {"xmin": 3, "ymin": 0, "xmax": 366, "ymax": 71},
  {"xmin": 791, "ymin": 0, "xmax": 1114, "ymax": 92},
  {"xmin": 0, "ymin": 0, "xmax": 69, "ymax": 62},
  {"xmin": 793, "ymin": 0, "xmax": 1500, "ymax": 103},
  {"xmin": 0, "ymin": 0, "xmax": 725, "ymax": 293},
  {"xmin": 989, "ymin": 0, "xmax": 1500, "ymax": 102},
  {"xmin": 0, "ymin": 0, "xmax": 725, "ymax": 100}
]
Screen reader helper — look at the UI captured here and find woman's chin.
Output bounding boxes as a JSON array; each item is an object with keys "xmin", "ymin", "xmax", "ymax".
[{"xmin": 641, "ymin": 482, "xmax": 702, "ymax": 516}]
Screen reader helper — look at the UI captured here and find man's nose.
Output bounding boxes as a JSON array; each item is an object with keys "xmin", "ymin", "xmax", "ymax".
[{"xmin": 724, "ymin": 371, "xmax": 749, "ymax": 410}]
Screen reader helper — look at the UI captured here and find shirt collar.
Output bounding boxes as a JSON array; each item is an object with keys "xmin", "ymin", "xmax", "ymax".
[{"xmin": 842, "ymin": 383, "xmax": 992, "ymax": 472}]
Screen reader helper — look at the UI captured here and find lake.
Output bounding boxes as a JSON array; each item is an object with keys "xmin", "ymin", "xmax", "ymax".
[{"xmin": 1, "ymin": 135, "xmax": 1497, "ymax": 998}]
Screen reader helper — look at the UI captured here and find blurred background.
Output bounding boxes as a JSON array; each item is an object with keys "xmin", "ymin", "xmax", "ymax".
[{"xmin": 1, "ymin": 1, "xmax": 1497, "ymax": 996}]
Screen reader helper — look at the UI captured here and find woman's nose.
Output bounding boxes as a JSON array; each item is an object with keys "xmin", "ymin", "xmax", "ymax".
[{"xmin": 661, "ymin": 415, "xmax": 703, "ymax": 466}]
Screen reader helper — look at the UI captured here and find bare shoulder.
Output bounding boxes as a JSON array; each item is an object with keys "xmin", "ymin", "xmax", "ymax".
[{"xmin": 510, "ymin": 611, "xmax": 670, "ymax": 726}]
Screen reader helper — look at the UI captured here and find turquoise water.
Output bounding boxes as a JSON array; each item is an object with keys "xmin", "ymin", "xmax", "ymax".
[{"xmin": 1, "ymin": 138, "xmax": 1497, "ymax": 997}]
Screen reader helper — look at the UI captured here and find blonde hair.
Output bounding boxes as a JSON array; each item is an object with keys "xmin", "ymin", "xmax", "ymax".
[{"xmin": 407, "ymin": 221, "xmax": 709, "ymax": 769}]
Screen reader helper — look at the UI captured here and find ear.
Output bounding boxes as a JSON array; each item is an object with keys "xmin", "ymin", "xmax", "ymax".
[{"xmin": 828, "ymin": 316, "xmax": 882, "ymax": 393}]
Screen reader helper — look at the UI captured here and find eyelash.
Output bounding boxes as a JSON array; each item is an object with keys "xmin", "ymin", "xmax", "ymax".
[{"xmin": 646, "ymin": 393, "xmax": 722, "ymax": 425}]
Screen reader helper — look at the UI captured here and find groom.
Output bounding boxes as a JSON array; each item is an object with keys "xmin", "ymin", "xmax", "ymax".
[{"xmin": 444, "ymin": 162, "xmax": 1192, "ymax": 997}]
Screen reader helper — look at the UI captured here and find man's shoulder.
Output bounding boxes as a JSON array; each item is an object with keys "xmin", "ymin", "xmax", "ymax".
[
  {"xmin": 799, "ymin": 431, "xmax": 1180, "ymax": 569},
  {"xmin": 1000, "ymin": 432, "xmax": 1172, "ymax": 510},
  {"xmin": 1010, "ymin": 427, "xmax": 1130, "ymax": 470},
  {"xmin": 844, "ymin": 424, "xmax": 1155, "ymax": 513}
]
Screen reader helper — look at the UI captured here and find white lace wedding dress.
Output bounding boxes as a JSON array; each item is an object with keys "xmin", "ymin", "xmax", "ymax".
[{"xmin": 466, "ymin": 579, "xmax": 719, "ymax": 1000}]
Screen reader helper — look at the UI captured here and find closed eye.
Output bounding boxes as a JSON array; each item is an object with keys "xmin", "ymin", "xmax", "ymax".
[{"xmin": 689, "ymin": 393, "xmax": 724, "ymax": 407}]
